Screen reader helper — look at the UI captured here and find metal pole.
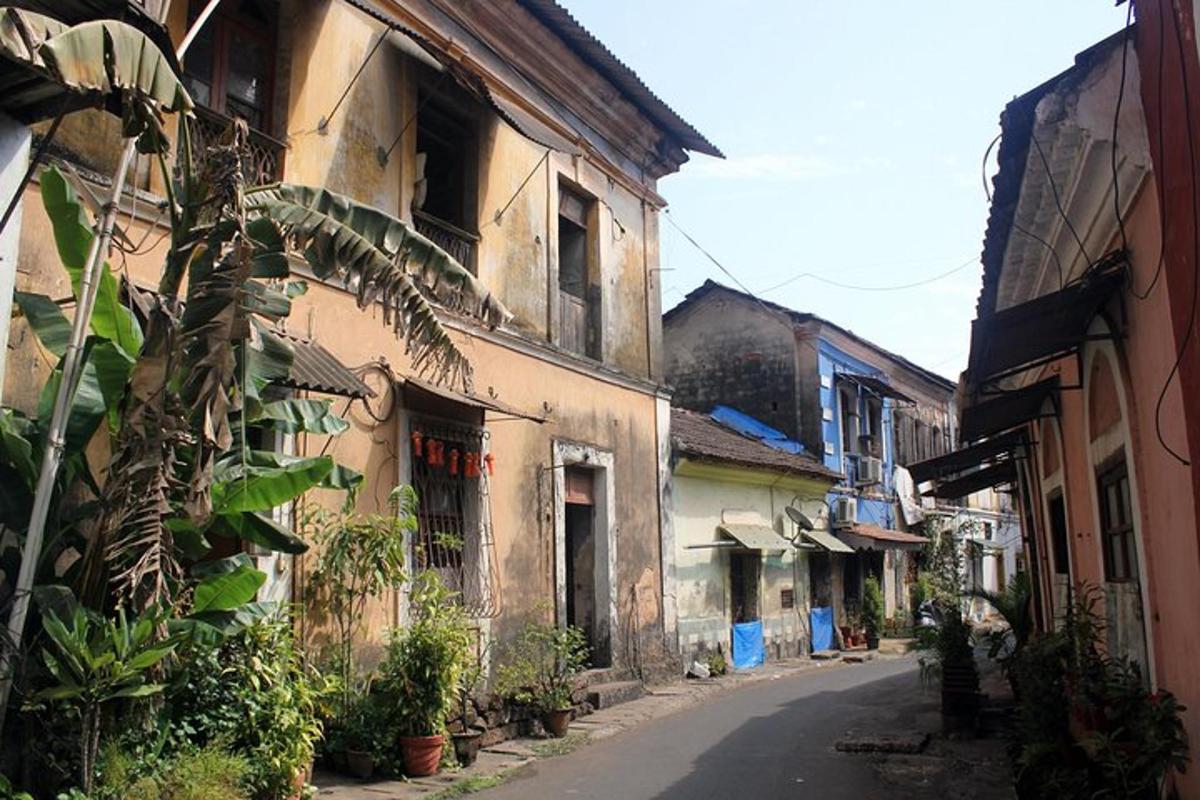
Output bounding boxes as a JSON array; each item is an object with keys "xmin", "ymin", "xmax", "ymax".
[{"xmin": 0, "ymin": 0, "xmax": 203, "ymax": 732}]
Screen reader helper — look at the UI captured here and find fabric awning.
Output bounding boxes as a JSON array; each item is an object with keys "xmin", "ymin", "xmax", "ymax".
[
  {"xmin": 402, "ymin": 378, "xmax": 546, "ymax": 423},
  {"xmin": 907, "ymin": 428, "xmax": 1028, "ymax": 483},
  {"xmin": 959, "ymin": 377, "xmax": 1059, "ymax": 443},
  {"xmin": 801, "ymin": 529, "xmax": 855, "ymax": 554},
  {"xmin": 838, "ymin": 373, "xmax": 913, "ymax": 403},
  {"xmin": 717, "ymin": 523, "xmax": 793, "ymax": 553},
  {"xmin": 275, "ymin": 331, "xmax": 375, "ymax": 399},
  {"xmin": 838, "ymin": 524, "xmax": 929, "ymax": 552},
  {"xmin": 968, "ymin": 266, "xmax": 1124, "ymax": 384},
  {"xmin": 924, "ymin": 461, "xmax": 1018, "ymax": 500}
]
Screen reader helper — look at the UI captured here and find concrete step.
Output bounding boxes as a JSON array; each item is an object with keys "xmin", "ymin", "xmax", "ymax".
[
  {"xmin": 585, "ymin": 680, "xmax": 644, "ymax": 709},
  {"xmin": 878, "ymin": 638, "xmax": 919, "ymax": 655}
]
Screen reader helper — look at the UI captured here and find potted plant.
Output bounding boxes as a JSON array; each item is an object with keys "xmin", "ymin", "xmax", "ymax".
[
  {"xmin": 452, "ymin": 644, "xmax": 489, "ymax": 766},
  {"xmin": 862, "ymin": 575, "xmax": 884, "ymax": 650},
  {"xmin": 496, "ymin": 614, "xmax": 589, "ymax": 738},
  {"xmin": 379, "ymin": 572, "xmax": 473, "ymax": 777},
  {"xmin": 334, "ymin": 692, "xmax": 389, "ymax": 780}
]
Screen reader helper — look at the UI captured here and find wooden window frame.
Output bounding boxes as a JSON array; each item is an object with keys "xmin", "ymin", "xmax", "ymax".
[
  {"xmin": 184, "ymin": 0, "xmax": 277, "ymax": 133},
  {"xmin": 1097, "ymin": 458, "xmax": 1136, "ymax": 583}
]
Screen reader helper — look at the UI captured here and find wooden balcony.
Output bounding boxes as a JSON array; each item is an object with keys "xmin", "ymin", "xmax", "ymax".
[
  {"xmin": 183, "ymin": 105, "xmax": 286, "ymax": 185},
  {"xmin": 413, "ymin": 209, "xmax": 478, "ymax": 271}
]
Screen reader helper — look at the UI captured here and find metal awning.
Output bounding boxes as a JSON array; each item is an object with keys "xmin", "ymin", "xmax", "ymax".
[
  {"xmin": 838, "ymin": 524, "xmax": 928, "ymax": 552},
  {"xmin": 342, "ymin": 0, "xmax": 582, "ymax": 155},
  {"xmin": 907, "ymin": 428, "xmax": 1028, "ymax": 483},
  {"xmin": 801, "ymin": 529, "xmax": 855, "ymax": 554},
  {"xmin": 838, "ymin": 373, "xmax": 913, "ymax": 403},
  {"xmin": 717, "ymin": 523, "xmax": 793, "ymax": 553},
  {"xmin": 924, "ymin": 461, "xmax": 1018, "ymax": 500},
  {"xmin": 967, "ymin": 265, "xmax": 1124, "ymax": 385},
  {"xmin": 402, "ymin": 377, "xmax": 546, "ymax": 423},
  {"xmin": 275, "ymin": 331, "xmax": 375, "ymax": 399},
  {"xmin": 959, "ymin": 377, "xmax": 1059, "ymax": 443}
]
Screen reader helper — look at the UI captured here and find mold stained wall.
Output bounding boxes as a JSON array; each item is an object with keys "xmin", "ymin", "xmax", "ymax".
[
  {"xmin": 3, "ymin": 1, "xmax": 672, "ymax": 666},
  {"xmin": 671, "ymin": 463, "xmax": 831, "ymax": 663}
]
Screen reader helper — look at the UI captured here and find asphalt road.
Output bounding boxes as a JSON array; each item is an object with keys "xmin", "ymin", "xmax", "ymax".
[{"xmin": 476, "ymin": 656, "xmax": 931, "ymax": 800}]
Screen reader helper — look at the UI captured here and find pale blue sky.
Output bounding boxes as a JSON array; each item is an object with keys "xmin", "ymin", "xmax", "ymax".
[{"xmin": 561, "ymin": 1, "xmax": 1129, "ymax": 379}]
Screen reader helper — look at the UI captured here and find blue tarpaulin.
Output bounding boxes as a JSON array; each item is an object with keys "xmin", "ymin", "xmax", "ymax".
[
  {"xmin": 810, "ymin": 606, "xmax": 834, "ymax": 652},
  {"xmin": 732, "ymin": 620, "xmax": 765, "ymax": 669},
  {"xmin": 710, "ymin": 405, "xmax": 806, "ymax": 454}
]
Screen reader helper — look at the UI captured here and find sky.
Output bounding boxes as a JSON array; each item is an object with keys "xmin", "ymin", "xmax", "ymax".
[{"xmin": 559, "ymin": 1, "xmax": 1130, "ymax": 380}]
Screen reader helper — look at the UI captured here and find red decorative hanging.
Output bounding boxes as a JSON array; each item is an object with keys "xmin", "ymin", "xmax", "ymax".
[
  {"xmin": 484, "ymin": 453, "xmax": 495, "ymax": 476},
  {"xmin": 449, "ymin": 448, "xmax": 460, "ymax": 476},
  {"xmin": 411, "ymin": 430, "xmax": 424, "ymax": 459}
]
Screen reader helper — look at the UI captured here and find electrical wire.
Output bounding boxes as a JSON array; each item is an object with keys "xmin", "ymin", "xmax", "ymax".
[
  {"xmin": 760, "ymin": 256, "xmax": 977, "ymax": 294},
  {"xmin": 1152, "ymin": 2, "xmax": 1197, "ymax": 467},
  {"xmin": 1030, "ymin": 133, "xmax": 1093, "ymax": 269},
  {"xmin": 1130, "ymin": 0, "xmax": 1170, "ymax": 301},
  {"xmin": 1111, "ymin": 0, "xmax": 1134, "ymax": 257}
]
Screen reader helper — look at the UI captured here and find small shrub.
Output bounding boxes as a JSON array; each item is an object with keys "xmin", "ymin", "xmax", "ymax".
[
  {"xmin": 495, "ymin": 614, "xmax": 589, "ymax": 714},
  {"xmin": 862, "ymin": 576, "xmax": 884, "ymax": 642},
  {"xmin": 702, "ymin": 650, "xmax": 727, "ymax": 676}
]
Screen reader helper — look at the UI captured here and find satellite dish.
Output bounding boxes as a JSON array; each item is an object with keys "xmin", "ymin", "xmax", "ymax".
[{"xmin": 785, "ymin": 506, "xmax": 814, "ymax": 531}]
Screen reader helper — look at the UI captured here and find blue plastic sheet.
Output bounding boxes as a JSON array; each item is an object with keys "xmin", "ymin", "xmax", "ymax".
[
  {"xmin": 731, "ymin": 620, "xmax": 765, "ymax": 669},
  {"xmin": 810, "ymin": 606, "xmax": 834, "ymax": 652},
  {"xmin": 709, "ymin": 406, "xmax": 805, "ymax": 454}
]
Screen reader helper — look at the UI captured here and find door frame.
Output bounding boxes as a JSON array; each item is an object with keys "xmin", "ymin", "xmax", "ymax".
[{"xmin": 552, "ymin": 440, "xmax": 616, "ymax": 664}]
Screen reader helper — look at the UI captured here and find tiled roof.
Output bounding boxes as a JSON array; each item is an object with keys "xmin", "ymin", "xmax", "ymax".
[{"xmin": 671, "ymin": 408, "xmax": 839, "ymax": 481}]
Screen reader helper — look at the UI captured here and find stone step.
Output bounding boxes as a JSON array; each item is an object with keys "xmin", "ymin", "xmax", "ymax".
[
  {"xmin": 878, "ymin": 637, "xmax": 919, "ymax": 655},
  {"xmin": 585, "ymin": 680, "xmax": 644, "ymax": 709}
]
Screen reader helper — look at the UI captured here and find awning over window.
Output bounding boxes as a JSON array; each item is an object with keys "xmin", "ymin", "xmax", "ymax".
[
  {"xmin": 838, "ymin": 373, "xmax": 913, "ymax": 403},
  {"xmin": 717, "ymin": 523, "xmax": 793, "ymax": 553},
  {"xmin": 275, "ymin": 331, "xmax": 375, "ymax": 399},
  {"xmin": 923, "ymin": 461, "xmax": 1018, "ymax": 500},
  {"xmin": 801, "ymin": 529, "xmax": 856, "ymax": 554},
  {"xmin": 967, "ymin": 266, "xmax": 1124, "ymax": 385},
  {"xmin": 959, "ymin": 377, "xmax": 1059, "ymax": 443},
  {"xmin": 838, "ymin": 524, "xmax": 928, "ymax": 551},
  {"xmin": 402, "ymin": 377, "xmax": 546, "ymax": 423},
  {"xmin": 907, "ymin": 428, "xmax": 1028, "ymax": 483}
]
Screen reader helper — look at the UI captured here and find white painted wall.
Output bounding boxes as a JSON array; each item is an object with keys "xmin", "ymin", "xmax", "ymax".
[{"xmin": 0, "ymin": 114, "xmax": 30, "ymax": 393}]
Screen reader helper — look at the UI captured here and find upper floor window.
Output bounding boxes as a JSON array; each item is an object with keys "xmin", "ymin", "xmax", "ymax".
[
  {"xmin": 862, "ymin": 397, "xmax": 882, "ymax": 458},
  {"xmin": 182, "ymin": 0, "xmax": 277, "ymax": 132},
  {"xmin": 1098, "ymin": 459, "xmax": 1137, "ymax": 582},
  {"xmin": 558, "ymin": 182, "xmax": 600, "ymax": 359},
  {"xmin": 838, "ymin": 384, "xmax": 859, "ymax": 457},
  {"xmin": 413, "ymin": 90, "xmax": 480, "ymax": 271}
]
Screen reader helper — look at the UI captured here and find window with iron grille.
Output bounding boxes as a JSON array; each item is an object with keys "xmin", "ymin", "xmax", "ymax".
[
  {"xmin": 409, "ymin": 416, "xmax": 500, "ymax": 618},
  {"xmin": 1097, "ymin": 459, "xmax": 1137, "ymax": 583}
]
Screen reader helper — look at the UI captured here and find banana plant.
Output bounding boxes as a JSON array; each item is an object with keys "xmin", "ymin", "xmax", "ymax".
[{"xmin": 32, "ymin": 605, "xmax": 176, "ymax": 793}]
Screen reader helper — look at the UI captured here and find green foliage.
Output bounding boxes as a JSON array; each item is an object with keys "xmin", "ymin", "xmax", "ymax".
[
  {"xmin": 31, "ymin": 605, "xmax": 174, "ymax": 793},
  {"xmin": 701, "ymin": 650, "xmax": 727, "ymax": 677},
  {"xmin": 0, "ymin": 773, "xmax": 33, "ymax": 800},
  {"xmin": 495, "ymin": 613, "xmax": 589, "ymax": 715},
  {"xmin": 93, "ymin": 739, "xmax": 249, "ymax": 800},
  {"xmin": 378, "ymin": 572, "xmax": 474, "ymax": 738},
  {"xmin": 306, "ymin": 487, "xmax": 413, "ymax": 713},
  {"xmin": 861, "ymin": 575, "xmax": 884, "ymax": 640},
  {"xmin": 969, "ymin": 571, "xmax": 1033, "ymax": 682},
  {"xmin": 1010, "ymin": 585, "xmax": 1189, "ymax": 798},
  {"xmin": 163, "ymin": 613, "xmax": 323, "ymax": 800}
]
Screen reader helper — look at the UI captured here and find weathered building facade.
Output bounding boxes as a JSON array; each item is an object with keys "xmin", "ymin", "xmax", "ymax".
[
  {"xmin": 1, "ymin": 0, "xmax": 718, "ymax": 679},
  {"xmin": 668, "ymin": 407, "xmax": 838, "ymax": 664},
  {"xmin": 919, "ymin": 22, "xmax": 1200, "ymax": 796}
]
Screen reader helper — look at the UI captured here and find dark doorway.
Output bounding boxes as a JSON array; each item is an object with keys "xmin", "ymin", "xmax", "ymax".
[
  {"xmin": 730, "ymin": 552, "xmax": 761, "ymax": 623},
  {"xmin": 564, "ymin": 467, "xmax": 604, "ymax": 665},
  {"xmin": 843, "ymin": 552, "xmax": 862, "ymax": 614},
  {"xmin": 809, "ymin": 552, "xmax": 833, "ymax": 608},
  {"xmin": 1049, "ymin": 492, "xmax": 1070, "ymax": 575}
]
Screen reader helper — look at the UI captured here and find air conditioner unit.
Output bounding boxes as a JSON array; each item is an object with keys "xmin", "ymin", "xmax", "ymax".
[
  {"xmin": 833, "ymin": 496, "xmax": 857, "ymax": 528},
  {"xmin": 858, "ymin": 456, "xmax": 883, "ymax": 486}
]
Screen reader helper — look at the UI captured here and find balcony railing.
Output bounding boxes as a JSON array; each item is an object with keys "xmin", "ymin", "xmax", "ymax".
[
  {"xmin": 413, "ymin": 210, "xmax": 478, "ymax": 271},
  {"xmin": 182, "ymin": 106, "xmax": 286, "ymax": 186}
]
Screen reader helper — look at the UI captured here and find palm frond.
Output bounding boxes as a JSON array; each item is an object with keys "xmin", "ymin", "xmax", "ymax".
[{"xmin": 246, "ymin": 184, "xmax": 510, "ymax": 389}]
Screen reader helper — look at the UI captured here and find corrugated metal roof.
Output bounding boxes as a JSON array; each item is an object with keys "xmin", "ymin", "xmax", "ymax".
[
  {"xmin": 515, "ymin": 0, "xmax": 721, "ymax": 158},
  {"xmin": 403, "ymin": 377, "xmax": 546, "ymax": 422},
  {"xmin": 275, "ymin": 331, "xmax": 374, "ymax": 399},
  {"xmin": 801, "ymin": 529, "xmax": 856, "ymax": 554}
]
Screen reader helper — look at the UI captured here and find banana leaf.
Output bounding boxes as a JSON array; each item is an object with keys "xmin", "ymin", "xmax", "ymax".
[
  {"xmin": 256, "ymin": 397, "xmax": 349, "ymax": 435},
  {"xmin": 192, "ymin": 562, "xmax": 266, "ymax": 613},
  {"xmin": 209, "ymin": 511, "xmax": 308, "ymax": 555},
  {"xmin": 37, "ymin": 337, "xmax": 135, "ymax": 450},
  {"xmin": 13, "ymin": 291, "xmax": 70, "ymax": 357},
  {"xmin": 246, "ymin": 183, "xmax": 511, "ymax": 388},
  {"xmin": 211, "ymin": 453, "xmax": 334, "ymax": 514}
]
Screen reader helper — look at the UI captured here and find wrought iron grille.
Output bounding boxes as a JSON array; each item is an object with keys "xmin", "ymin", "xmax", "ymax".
[
  {"xmin": 409, "ymin": 416, "xmax": 501, "ymax": 618},
  {"xmin": 413, "ymin": 210, "xmax": 478, "ymax": 271},
  {"xmin": 182, "ymin": 105, "xmax": 286, "ymax": 185}
]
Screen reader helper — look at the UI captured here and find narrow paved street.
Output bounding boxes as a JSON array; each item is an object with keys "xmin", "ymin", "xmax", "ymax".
[{"xmin": 476, "ymin": 656, "xmax": 970, "ymax": 800}]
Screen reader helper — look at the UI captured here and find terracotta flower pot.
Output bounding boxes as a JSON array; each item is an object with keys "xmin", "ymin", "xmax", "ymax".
[
  {"xmin": 399, "ymin": 734, "xmax": 445, "ymax": 777},
  {"xmin": 452, "ymin": 730, "xmax": 484, "ymax": 766},
  {"xmin": 543, "ymin": 708, "xmax": 572, "ymax": 738},
  {"xmin": 345, "ymin": 749, "xmax": 374, "ymax": 780}
]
